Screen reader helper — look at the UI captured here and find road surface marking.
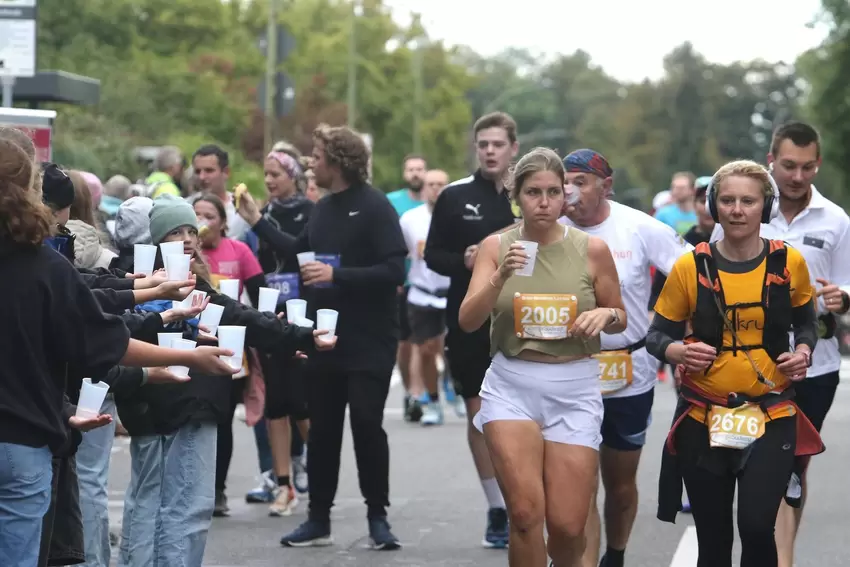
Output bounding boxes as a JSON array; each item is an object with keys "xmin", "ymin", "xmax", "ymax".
[{"xmin": 670, "ymin": 526, "xmax": 698, "ymax": 567}]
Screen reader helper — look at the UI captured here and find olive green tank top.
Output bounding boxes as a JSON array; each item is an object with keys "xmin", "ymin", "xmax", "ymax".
[{"xmin": 490, "ymin": 225, "xmax": 600, "ymax": 358}]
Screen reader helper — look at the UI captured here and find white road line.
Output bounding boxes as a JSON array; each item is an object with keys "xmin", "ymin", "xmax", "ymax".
[{"xmin": 670, "ymin": 526, "xmax": 699, "ymax": 567}]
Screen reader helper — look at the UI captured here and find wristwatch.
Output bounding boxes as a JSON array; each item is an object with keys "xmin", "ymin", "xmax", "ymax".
[{"xmin": 609, "ymin": 308, "xmax": 620, "ymax": 325}]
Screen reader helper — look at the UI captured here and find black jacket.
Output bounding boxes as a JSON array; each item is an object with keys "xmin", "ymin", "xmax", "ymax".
[
  {"xmin": 0, "ymin": 242, "xmax": 130, "ymax": 454},
  {"xmin": 250, "ymin": 181, "xmax": 406, "ymax": 372},
  {"xmin": 424, "ymin": 170, "xmax": 518, "ymax": 329},
  {"xmin": 114, "ymin": 277, "xmax": 315, "ymax": 436},
  {"xmin": 257, "ymin": 195, "xmax": 314, "ymax": 276}
]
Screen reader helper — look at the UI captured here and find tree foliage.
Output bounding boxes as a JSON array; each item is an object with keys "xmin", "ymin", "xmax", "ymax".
[{"xmin": 30, "ymin": 0, "xmax": 848, "ymax": 206}]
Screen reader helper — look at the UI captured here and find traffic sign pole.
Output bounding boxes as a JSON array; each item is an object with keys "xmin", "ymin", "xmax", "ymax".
[{"xmin": 1, "ymin": 76, "xmax": 14, "ymax": 108}]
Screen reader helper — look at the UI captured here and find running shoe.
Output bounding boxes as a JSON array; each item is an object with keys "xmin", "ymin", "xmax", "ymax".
[
  {"xmin": 405, "ymin": 398, "xmax": 424, "ymax": 422},
  {"xmin": 269, "ymin": 485, "xmax": 299, "ymax": 517},
  {"xmin": 213, "ymin": 490, "xmax": 229, "ymax": 517},
  {"xmin": 482, "ymin": 507, "xmax": 509, "ymax": 548},
  {"xmin": 292, "ymin": 451, "xmax": 309, "ymax": 494},
  {"xmin": 420, "ymin": 403, "xmax": 444, "ymax": 426},
  {"xmin": 368, "ymin": 516, "xmax": 402, "ymax": 550},
  {"xmin": 245, "ymin": 470, "xmax": 276, "ymax": 503},
  {"xmin": 280, "ymin": 520, "xmax": 333, "ymax": 547}
]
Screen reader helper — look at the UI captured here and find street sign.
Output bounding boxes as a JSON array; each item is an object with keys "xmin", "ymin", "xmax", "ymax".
[
  {"xmin": 0, "ymin": 107, "xmax": 57, "ymax": 162},
  {"xmin": 0, "ymin": 0, "xmax": 37, "ymax": 78},
  {"xmin": 257, "ymin": 24, "xmax": 296, "ymax": 64},
  {"xmin": 257, "ymin": 72, "xmax": 296, "ymax": 119}
]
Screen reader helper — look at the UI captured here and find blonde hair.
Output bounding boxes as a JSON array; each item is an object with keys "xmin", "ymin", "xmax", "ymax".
[
  {"xmin": 507, "ymin": 147, "xmax": 565, "ymax": 201},
  {"xmin": 713, "ymin": 160, "xmax": 774, "ymax": 199}
]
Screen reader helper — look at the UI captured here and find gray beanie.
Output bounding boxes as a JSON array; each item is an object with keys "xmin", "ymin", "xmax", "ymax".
[
  {"xmin": 114, "ymin": 196, "xmax": 154, "ymax": 249},
  {"xmin": 149, "ymin": 194, "xmax": 198, "ymax": 245}
]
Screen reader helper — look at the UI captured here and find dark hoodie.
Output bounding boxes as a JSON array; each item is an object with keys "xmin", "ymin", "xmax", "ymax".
[
  {"xmin": 0, "ymin": 241, "xmax": 130, "ymax": 454},
  {"xmin": 256, "ymin": 194, "xmax": 314, "ymax": 275}
]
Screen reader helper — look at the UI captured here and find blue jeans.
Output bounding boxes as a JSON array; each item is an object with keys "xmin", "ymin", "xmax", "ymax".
[
  {"xmin": 77, "ymin": 395, "xmax": 116, "ymax": 567},
  {"xmin": 118, "ymin": 422, "xmax": 216, "ymax": 567},
  {"xmin": 0, "ymin": 443, "xmax": 53, "ymax": 567},
  {"xmin": 252, "ymin": 420, "xmax": 273, "ymax": 473}
]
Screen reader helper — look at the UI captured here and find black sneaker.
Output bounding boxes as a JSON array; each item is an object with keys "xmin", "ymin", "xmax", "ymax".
[
  {"xmin": 213, "ymin": 490, "xmax": 229, "ymax": 517},
  {"xmin": 280, "ymin": 519, "xmax": 333, "ymax": 547},
  {"xmin": 482, "ymin": 507, "xmax": 509, "ymax": 548},
  {"xmin": 368, "ymin": 516, "xmax": 401, "ymax": 550},
  {"xmin": 785, "ymin": 472, "xmax": 802, "ymax": 508},
  {"xmin": 405, "ymin": 399, "xmax": 423, "ymax": 423}
]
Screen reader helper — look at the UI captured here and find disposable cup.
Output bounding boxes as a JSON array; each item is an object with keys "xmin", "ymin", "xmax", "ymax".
[
  {"xmin": 133, "ymin": 244, "xmax": 157, "ymax": 276},
  {"xmin": 166, "ymin": 253, "xmax": 190, "ymax": 281},
  {"xmin": 168, "ymin": 338, "xmax": 196, "ymax": 378},
  {"xmin": 75, "ymin": 378, "xmax": 110, "ymax": 419},
  {"xmin": 296, "ymin": 252, "xmax": 316, "ymax": 267},
  {"xmin": 157, "ymin": 332, "xmax": 183, "ymax": 347},
  {"xmin": 257, "ymin": 287, "xmax": 281, "ymax": 313},
  {"xmin": 294, "ymin": 317, "xmax": 314, "ymax": 329},
  {"xmin": 514, "ymin": 241, "xmax": 539, "ymax": 277},
  {"xmin": 180, "ymin": 290, "xmax": 207, "ymax": 310},
  {"xmin": 316, "ymin": 309, "xmax": 339, "ymax": 340},
  {"xmin": 285, "ymin": 299, "xmax": 307, "ymax": 324},
  {"xmin": 219, "ymin": 279, "xmax": 240, "ymax": 300},
  {"xmin": 159, "ymin": 241, "xmax": 183, "ymax": 262},
  {"xmin": 199, "ymin": 303, "xmax": 225, "ymax": 335},
  {"xmin": 217, "ymin": 325, "xmax": 246, "ymax": 370}
]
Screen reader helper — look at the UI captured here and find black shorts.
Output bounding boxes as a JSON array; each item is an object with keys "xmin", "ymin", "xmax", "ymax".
[
  {"xmin": 262, "ymin": 353, "xmax": 309, "ymax": 421},
  {"xmin": 601, "ymin": 388, "xmax": 655, "ymax": 451},
  {"xmin": 794, "ymin": 371, "xmax": 840, "ymax": 432},
  {"xmin": 445, "ymin": 325, "xmax": 491, "ymax": 400},
  {"xmin": 407, "ymin": 303, "xmax": 445, "ymax": 345},
  {"xmin": 398, "ymin": 289, "xmax": 412, "ymax": 342}
]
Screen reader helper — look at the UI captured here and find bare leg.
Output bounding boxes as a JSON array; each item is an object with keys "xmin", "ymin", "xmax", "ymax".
[{"xmin": 582, "ymin": 484, "xmax": 601, "ymax": 567}]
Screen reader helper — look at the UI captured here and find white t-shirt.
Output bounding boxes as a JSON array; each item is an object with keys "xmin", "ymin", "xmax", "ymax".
[
  {"xmin": 710, "ymin": 186, "xmax": 850, "ymax": 378},
  {"xmin": 560, "ymin": 201, "xmax": 693, "ymax": 398},
  {"xmin": 400, "ymin": 204, "xmax": 450, "ymax": 309}
]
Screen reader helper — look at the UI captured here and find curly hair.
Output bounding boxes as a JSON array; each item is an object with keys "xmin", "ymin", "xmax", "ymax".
[
  {"xmin": 0, "ymin": 139, "xmax": 54, "ymax": 247},
  {"xmin": 312, "ymin": 124, "xmax": 370, "ymax": 185},
  {"xmin": 507, "ymin": 147, "xmax": 565, "ymax": 201},
  {"xmin": 0, "ymin": 126, "xmax": 36, "ymax": 161}
]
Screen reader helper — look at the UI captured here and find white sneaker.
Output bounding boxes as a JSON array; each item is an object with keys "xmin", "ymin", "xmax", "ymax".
[
  {"xmin": 421, "ymin": 404, "xmax": 444, "ymax": 426},
  {"xmin": 269, "ymin": 486, "xmax": 299, "ymax": 517}
]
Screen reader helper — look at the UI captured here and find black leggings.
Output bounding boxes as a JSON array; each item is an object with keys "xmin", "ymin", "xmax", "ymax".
[
  {"xmin": 216, "ymin": 379, "xmax": 246, "ymax": 492},
  {"xmin": 675, "ymin": 415, "xmax": 796, "ymax": 567}
]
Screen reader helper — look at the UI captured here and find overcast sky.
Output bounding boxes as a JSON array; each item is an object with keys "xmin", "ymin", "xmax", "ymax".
[{"xmin": 382, "ymin": 0, "xmax": 828, "ymax": 82}]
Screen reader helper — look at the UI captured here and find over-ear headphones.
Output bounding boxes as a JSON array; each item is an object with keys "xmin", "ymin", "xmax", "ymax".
[{"xmin": 706, "ymin": 167, "xmax": 780, "ymax": 224}]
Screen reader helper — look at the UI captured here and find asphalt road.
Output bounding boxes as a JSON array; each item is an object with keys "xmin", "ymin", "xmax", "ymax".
[{"xmin": 107, "ymin": 362, "xmax": 850, "ymax": 566}]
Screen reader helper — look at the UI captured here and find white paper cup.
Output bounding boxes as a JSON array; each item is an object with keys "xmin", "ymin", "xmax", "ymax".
[
  {"xmin": 294, "ymin": 317, "xmax": 314, "ymax": 329},
  {"xmin": 296, "ymin": 252, "xmax": 316, "ymax": 267},
  {"xmin": 257, "ymin": 287, "xmax": 281, "ymax": 313},
  {"xmin": 199, "ymin": 303, "xmax": 225, "ymax": 335},
  {"xmin": 133, "ymin": 244, "xmax": 157, "ymax": 276},
  {"xmin": 159, "ymin": 241, "xmax": 183, "ymax": 263},
  {"xmin": 217, "ymin": 325, "xmax": 246, "ymax": 370},
  {"xmin": 514, "ymin": 241, "xmax": 539, "ymax": 277},
  {"xmin": 76, "ymin": 378, "xmax": 110, "ymax": 419},
  {"xmin": 157, "ymin": 332, "xmax": 183, "ymax": 347},
  {"xmin": 285, "ymin": 299, "xmax": 307, "ymax": 323},
  {"xmin": 219, "ymin": 279, "xmax": 240, "ymax": 300},
  {"xmin": 316, "ymin": 309, "xmax": 339, "ymax": 340},
  {"xmin": 179, "ymin": 290, "xmax": 207, "ymax": 310},
  {"xmin": 168, "ymin": 338, "xmax": 196, "ymax": 378},
  {"xmin": 166, "ymin": 253, "xmax": 190, "ymax": 281}
]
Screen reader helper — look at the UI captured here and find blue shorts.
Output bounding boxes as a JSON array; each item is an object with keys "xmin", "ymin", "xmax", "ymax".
[{"xmin": 601, "ymin": 389, "xmax": 654, "ymax": 451}]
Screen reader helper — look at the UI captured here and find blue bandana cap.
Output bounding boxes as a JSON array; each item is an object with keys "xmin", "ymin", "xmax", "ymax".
[{"xmin": 563, "ymin": 149, "xmax": 613, "ymax": 179}]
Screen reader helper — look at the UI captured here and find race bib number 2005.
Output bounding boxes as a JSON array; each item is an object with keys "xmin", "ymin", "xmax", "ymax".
[
  {"xmin": 708, "ymin": 404, "xmax": 766, "ymax": 449},
  {"xmin": 512, "ymin": 293, "xmax": 577, "ymax": 340}
]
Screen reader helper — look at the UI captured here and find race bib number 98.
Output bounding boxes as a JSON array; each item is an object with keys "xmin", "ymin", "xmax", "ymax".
[
  {"xmin": 708, "ymin": 404, "xmax": 766, "ymax": 449},
  {"xmin": 513, "ymin": 293, "xmax": 577, "ymax": 340}
]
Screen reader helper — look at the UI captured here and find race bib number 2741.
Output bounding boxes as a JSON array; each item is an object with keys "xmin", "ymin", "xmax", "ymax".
[{"xmin": 512, "ymin": 293, "xmax": 577, "ymax": 340}]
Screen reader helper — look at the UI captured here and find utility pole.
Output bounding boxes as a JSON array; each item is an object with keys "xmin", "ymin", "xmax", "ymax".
[
  {"xmin": 412, "ymin": 38, "xmax": 424, "ymax": 155},
  {"xmin": 263, "ymin": 0, "xmax": 278, "ymax": 152},
  {"xmin": 347, "ymin": 2, "xmax": 360, "ymax": 128}
]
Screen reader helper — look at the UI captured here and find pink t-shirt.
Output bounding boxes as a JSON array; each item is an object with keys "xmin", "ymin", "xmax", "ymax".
[{"xmin": 202, "ymin": 238, "xmax": 263, "ymax": 296}]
